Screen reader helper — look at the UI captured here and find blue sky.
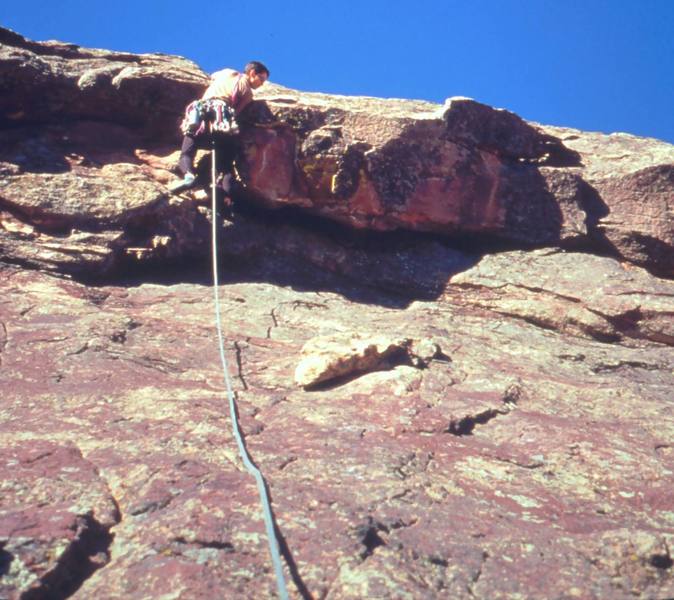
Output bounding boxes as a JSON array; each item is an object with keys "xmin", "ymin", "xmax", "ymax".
[{"xmin": 2, "ymin": 0, "xmax": 673, "ymax": 143}]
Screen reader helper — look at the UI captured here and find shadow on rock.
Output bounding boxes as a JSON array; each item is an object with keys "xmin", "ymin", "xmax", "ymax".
[
  {"xmin": 579, "ymin": 179, "xmax": 610, "ymax": 230},
  {"xmin": 500, "ymin": 163, "xmax": 567, "ymax": 244},
  {"xmin": 0, "ymin": 126, "xmax": 71, "ymax": 174},
  {"xmin": 103, "ymin": 198, "xmax": 481, "ymax": 310},
  {"xmin": 0, "ymin": 122, "xmax": 172, "ymax": 176},
  {"xmin": 566, "ymin": 180, "xmax": 673, "ymax": 277},
  {"xmin": 19, "ymin": 517, "xmax": 114, "ymax": 600},
  {"xmin": 0, "ymin": 546, "xmax": 13, "ymax": 578}
]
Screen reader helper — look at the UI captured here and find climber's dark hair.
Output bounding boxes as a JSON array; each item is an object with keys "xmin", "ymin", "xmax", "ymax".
[{"xmin": 244, "ymin": 61, "xmax": 269, "ymax": 77}]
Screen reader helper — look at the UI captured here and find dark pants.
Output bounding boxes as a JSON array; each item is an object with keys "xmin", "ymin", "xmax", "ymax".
[{"xmin": 178, "ymin": 133, "xmax": 240, "ymax": 195}]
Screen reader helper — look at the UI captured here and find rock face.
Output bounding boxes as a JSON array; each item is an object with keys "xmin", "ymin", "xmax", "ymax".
[
  {"xmin": 243, "ymin": 89, "xmax": 674, "ymax": 276},
  {"xmin": 0, "ymin": 27, "xmax": 207, "ymax": 139},
  {"xmin": 294, "ymin": 333, "xmax": 439, "ymax": 388},
  {"xmin": 2, "ymin": 27, "xmax": 674, "ymax": 279},
  {"xmin": 1, "ymin": 28, "xmax": 674, "ymax": 600}
]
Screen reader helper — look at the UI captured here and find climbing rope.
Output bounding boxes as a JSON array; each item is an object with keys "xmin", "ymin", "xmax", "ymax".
[{"xmin": 210, "ymin": 143, "xmax": 289, "ymax": 600}]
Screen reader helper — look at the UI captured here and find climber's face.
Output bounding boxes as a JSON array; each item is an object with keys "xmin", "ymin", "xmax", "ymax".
[{"xmin": 248, "ymin": 70, "xmax": 268, "ymax": 90}]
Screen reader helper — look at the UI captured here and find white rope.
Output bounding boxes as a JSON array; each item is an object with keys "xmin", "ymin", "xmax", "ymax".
[{"xmin": 210, "ymin": 145, "xmax": 289, "ymax": 599}]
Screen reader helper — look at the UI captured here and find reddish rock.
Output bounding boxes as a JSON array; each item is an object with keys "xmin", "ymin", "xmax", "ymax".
[
  {"xmin": 1, "ymin": 27, "xmax": 674, "ymax": 600},
  {"xmin": 0, "ymin": 441, "xmax": 119, "ymax": 599},
  {"xmin": 0, "ymin": 27, "xmax": 206, "ymax": 139},
  {"xmin": 541, "ymin": 125, "xmax": 674, "ymax": 276},
  {"xmin": 449, "ymin": 248, "xmax": 674, "ymax": 345},
  {"xmin": 244, "ymin": 89, "xmax": 673, "ymax": 275},
  {"xmin": 2, "ymin": 26, "xmax": 673, "ymax": 277},
  {"xmin": 1, "ymin": 252, "xmax": 673, "ymax": 598}
]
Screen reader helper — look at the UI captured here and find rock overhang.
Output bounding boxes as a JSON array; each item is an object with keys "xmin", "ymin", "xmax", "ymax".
[{"xmin": 2, "ymin": 25, "xmax": 674, "ymax": 279}]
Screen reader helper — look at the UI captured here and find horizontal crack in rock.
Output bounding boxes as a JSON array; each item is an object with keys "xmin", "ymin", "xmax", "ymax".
[
  {"xmin": 128, "ymin": 495, "xmax": 174, "ymax": 517},
  {"xmin": 447, "ymin": 384, "xmax": 520, "ymax": 436},
  {"xmin": 448, "ymin": 407, "xmax": 510, "ymax": 436},
  {"xmin": 490, "ymin": 455, "xmax": 545, "ymax": 470},
  {"xmin": 103, "ymin": 349, "xmax": 186, "ymax": 374},
  {"xmin": 172, "ymin": 536, "xmax": 235, "ymax": 552},
  {"xmin": 509, "ymin": 283, "xmax": 583, "ymax": 304},
  {"xmin": 591, "ymin": 360, "xmax": 664, "ymax": 373}
]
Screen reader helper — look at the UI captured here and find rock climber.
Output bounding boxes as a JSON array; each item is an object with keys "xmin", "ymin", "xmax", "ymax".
[{"xmin": 168, "ymin": 61, "xmax": 270, "ymax": 201}]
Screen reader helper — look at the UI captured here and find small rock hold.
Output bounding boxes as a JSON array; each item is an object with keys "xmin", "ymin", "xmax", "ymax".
[
  {"xmin": 294, "ymin": 332, "xmax": 441, "ymax": 388},
  {"xmin": 408, "ymin": 339, "xmax": 440, "ymax": 367}
]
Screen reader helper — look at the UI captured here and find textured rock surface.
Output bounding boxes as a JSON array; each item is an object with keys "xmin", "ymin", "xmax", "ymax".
[
  {"xmin": 0, "ymin": 441, "xmax": 119, "ymax": 599},
  {"xmin": 294, "ymin": 333, "xmax": 439, "ymax": 388},
  {"xmin": 0, "ymin": 27, "xmax": 206, "ymax": 138},
  {"xmin": 2, "ymin": 27, "xmax": 673, "ymax": 278},
  {"xmin": 1, "ymin": 28, "xmax": 674, "ymax": 600},
  {"xmin": 1, "ymin": 252, "xmax": 673, "ymax": 599},
  {"xmin": 450, "ymin": 248, "xmax": 674, "ymax": 345},
  {"xmin": 242, "ymin": 89, "xmax": 674, "ymax": 275}
]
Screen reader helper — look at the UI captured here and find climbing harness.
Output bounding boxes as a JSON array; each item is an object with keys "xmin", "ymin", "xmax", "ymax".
[
  {"xmin": 209, "ymin": 143, "xmax": 289, "ymax": 600},
  {"xmin": 181, "ymin": 98, "xmax": 239, "ymax": 136}
]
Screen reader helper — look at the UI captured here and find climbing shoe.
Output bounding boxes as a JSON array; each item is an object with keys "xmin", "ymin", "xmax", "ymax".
[{"xmin": 168, "ymin": 172, "xmax": 196, "ymax": 193}]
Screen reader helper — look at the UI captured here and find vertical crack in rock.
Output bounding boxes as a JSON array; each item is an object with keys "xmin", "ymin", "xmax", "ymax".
[
  {"xmin": 20, "ymin": 513, "xmax": 115, "ymax": 600},
  {"xmin": 266, "ymin": 307, "xmax": 279, "ymax": 339},
  {"xmin": 332, "ymin": 143, "xmax": 368, "ymax": 199},
  {"xmin": 466, "ymin": 551, "xmax": 489, "ymax": 598},
  {"xmin": 0, "ymin": 543, "xmax": 13, "ymax": 578},
  {"xmin": 273, "ymin": 525, "xmax": 314, "ymax": 600},
  {"xmin": 0, "ymin": 321, "xmax": 7, "ymax": 367},
  {"xmin": 233, "ymin": 341, "xmax": 249, "ymax": 390}
]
